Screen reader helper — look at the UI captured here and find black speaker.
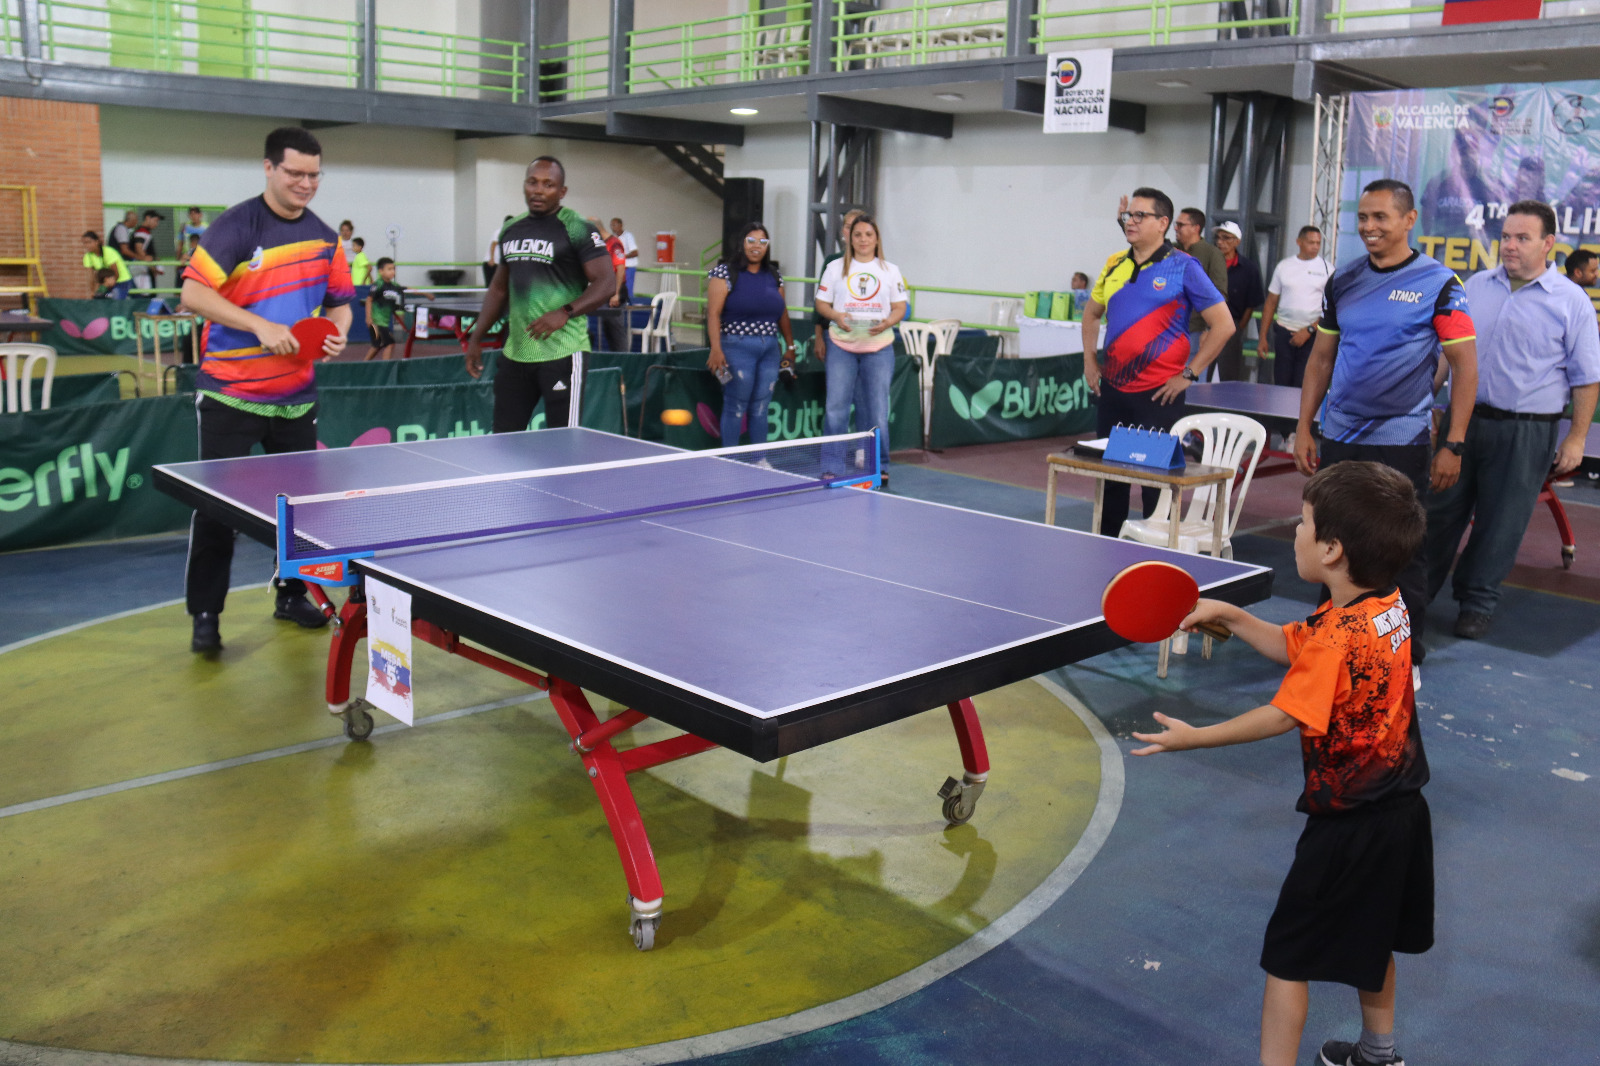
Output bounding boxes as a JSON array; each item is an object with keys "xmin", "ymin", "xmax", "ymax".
[{"xmin": 722, "ymin": 178, "xmax": 765, "ymax": 260}]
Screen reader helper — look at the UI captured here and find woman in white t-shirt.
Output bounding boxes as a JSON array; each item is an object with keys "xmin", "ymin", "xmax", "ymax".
[{"xmin": 813, "ymin": 215, "xmax": 907, "ymax": 480}]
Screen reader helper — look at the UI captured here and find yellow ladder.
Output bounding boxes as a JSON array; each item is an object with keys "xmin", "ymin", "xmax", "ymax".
[{"xmin": 0, "ymin": 185, "xmax": 49, "ymax": 313}]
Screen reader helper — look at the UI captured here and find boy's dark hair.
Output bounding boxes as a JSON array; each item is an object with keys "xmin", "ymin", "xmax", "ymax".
[
  {"xmin": 1567, "ymin": 249, "xmax": 1598, "ymax": 276},
  {"xmin": 1362, "ymin": 178, "xmax": 1415, "ymax": 215},
  {"xmin": 188, "ymin": 206, "xmax": 202, "ymax": 214},
  {"xmin": 265, "ymin": 126, "xmax": 322, "ymax": 165},
  {"xmin": 1130, "ymin": 187, "xmax": 1174, "ymax": 224},
  {"xmin": 142, "ymin": 210, "xmax": 164, "ymax": 221},
  {"xmin": 1297, "ymin": 224, "xmax": 1322, "ymax": 239},
  {"xmin": 1302, "ymin": 462, "xmax": 1424, "ymax": 590},
  {"xmin": 95, "ymin": 267, "xmax": 118, "ymax": 281},
  {"xmin": 83, "ymin": 230, "xmax": 100, "ymax": 241},
  {"xmin": 352, "ymin": 237, "xmax": 364, "ymax": 248},
  {"xmin": 530, "ymin": 155, "xmax": 566, "ymax": 183},
  {"xmin": 1507, "ymin": 199, "xmax": 1557, "ymax": 238},
  {"xmin": 375, "ymin": 257, "xmax": 395, "ymax": 269}
]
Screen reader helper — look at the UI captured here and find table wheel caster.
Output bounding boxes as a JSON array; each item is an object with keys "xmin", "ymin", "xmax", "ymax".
[
  {"xmin": 329, "ymin": 699, "xmax": 375, "ymax": 741},
  {"xmin": 628, "ymin": 895, "xmax": 662, "ymax": 951},
  {"xmin": 1562, "ymin": 546, "xmax": 1575, "ymax": 570},
  {"xmin": 938, "ymin": 771, "xmax": 987, "ymax": 827}
]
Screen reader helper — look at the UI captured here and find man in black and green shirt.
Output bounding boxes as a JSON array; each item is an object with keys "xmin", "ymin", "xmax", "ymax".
[{"xmin": 466, "ymin": 156, "xmax": 615, "ymax": 432}]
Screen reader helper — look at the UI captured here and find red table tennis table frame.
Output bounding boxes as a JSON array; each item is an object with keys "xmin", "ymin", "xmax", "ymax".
[{"xmin": 305, "ymin": 583, "xmax": 992, "ymax": 951}]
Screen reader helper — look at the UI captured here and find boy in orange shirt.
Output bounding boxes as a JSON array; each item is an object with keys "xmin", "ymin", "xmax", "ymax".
[{"xmin": 1133, "ymin": 461, "xmax": 1432, "ymax": 1066}]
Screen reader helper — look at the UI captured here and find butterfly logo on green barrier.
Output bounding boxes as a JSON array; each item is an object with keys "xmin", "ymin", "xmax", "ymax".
[{"xmin": 948, "ymin": 381, "xmax": 1004, "ymax": 421}]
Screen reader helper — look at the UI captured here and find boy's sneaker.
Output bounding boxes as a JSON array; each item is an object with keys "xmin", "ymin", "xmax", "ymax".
[{"xmin": 1320, "ymin": 1039, "xmax": 1405, "ymax": 1066}]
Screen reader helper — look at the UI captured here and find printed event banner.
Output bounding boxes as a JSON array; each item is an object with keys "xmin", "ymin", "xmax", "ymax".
[
  {"xmin": 642, "ymin": 357, "xmax": 922, "ymax": 452},
  {"xmin": 929, "ymin": 353, "xmax": 1095, "ymax": 448},
  {"xmin": 37, "ymin": 298, "xmax": 200, "ymax": 356},
  {"xmin": 0, "ymin": 394, "xmax": 199, "ymax": 552},
  {"xmin": 1342, "ymin": 80, "xmax": 1600, "ymax": 277},
  {"xmin": 1043, "ymin": 49, "xmax": 1113, "ymax": 135}
]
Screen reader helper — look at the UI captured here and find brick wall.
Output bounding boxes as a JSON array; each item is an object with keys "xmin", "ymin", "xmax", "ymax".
[{"xmin": 0, "ymin": 98, "xmax": 103, "ymax": 304}]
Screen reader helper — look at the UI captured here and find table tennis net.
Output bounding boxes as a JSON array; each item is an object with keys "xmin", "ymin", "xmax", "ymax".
[{"xmin": 282, "ymin": 431, "xmax": 878, "ymax": 559}]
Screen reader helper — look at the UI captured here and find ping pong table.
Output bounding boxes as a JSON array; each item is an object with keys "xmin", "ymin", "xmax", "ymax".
[
  {"xmin": 155, "ymin": 428, "xmax": 1271, "ymax": 948},
  {"xmin": 402, "ymin": 295, "xmax": 500, "ymax": 359},
  {"xmin": 1186, "ymin": 381, "xmax": 1598, "ymax": 569}
]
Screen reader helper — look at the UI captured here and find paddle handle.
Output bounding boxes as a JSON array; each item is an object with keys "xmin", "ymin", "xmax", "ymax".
[{"xmin": 1191, "ymin": 620, "xmax": 1232, "ymax": 642}]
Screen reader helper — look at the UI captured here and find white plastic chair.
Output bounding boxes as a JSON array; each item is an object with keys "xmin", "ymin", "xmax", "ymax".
[
  {"xmin": 927, "ymin": 318, "xmax": 961, "ymax": 356},
  {"xmin": 899, "ymin": 322, "xmax": 941, "ymax": 447},
  {"xmin": 989, "ymin": 298, "xmax": 1021, "ymax": 357},
  {"xmin": 1118, "ymin": 412, "xmax": 1267, "ymax": 559},
  {"xmin": 634, "ymin": 291, "xmax": 678, "ymax": 353},
  {"xmin": 1118, "ymin": 413, "xmax": 1266, "ymax": 673},
  {"xmin": 1, "ymin": 343, "xmax": 56, "ymax": 413}
]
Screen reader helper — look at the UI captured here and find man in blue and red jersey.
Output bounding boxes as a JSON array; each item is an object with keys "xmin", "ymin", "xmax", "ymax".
[
  {"xmin": 1294, "ymin": 178, "xmax": 1478, "ymax": 678},
  {"xmin": 1082, "ymin": 186, "xmax": 1236, "ymax": 536},
  {"xmin": 179, "ymin": 126, "xmax": 354, "ymax": 654}
]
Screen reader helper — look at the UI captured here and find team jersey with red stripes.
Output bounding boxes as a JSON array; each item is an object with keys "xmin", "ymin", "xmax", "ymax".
[
  {"xmin": 183, "ymin": 196, "xmax": 354, "ymax": 407},
  {"xmin": 1317, "ymin": 250, "xmax": 1475, "ymax": 446},
  {"xmin": 1091, "ymin": 242, "xmax": 1225, "ymax": 391}
]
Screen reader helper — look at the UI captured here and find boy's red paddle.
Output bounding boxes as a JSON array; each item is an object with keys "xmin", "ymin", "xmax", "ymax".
[
  {"xmin": 289, "ymin": 316, "xmax": 340, "ymax": 359},
  {"xmin": 1102, "ymin": 561, "xmax": 1232, "ymax": 643}
]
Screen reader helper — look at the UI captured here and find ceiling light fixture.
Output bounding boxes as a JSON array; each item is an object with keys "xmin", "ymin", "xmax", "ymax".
[
  {"xmin": 1155, "ymin": 79, "xmax": 1191, "ymax": 89},
  {"xmin": 730, "ymin": 107, "xmax": 759, "ymax": 115},
  {"xmin": 935, "ymin": 92, "xmax": 965, "ymax": 101}
]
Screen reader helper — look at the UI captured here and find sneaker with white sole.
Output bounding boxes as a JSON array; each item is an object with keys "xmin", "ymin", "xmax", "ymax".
[{"xmin": 1320, "ymin": 1038, "xmax": 1404, "ymax": 1066}]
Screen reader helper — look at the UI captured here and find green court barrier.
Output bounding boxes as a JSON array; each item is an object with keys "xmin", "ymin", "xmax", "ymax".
[
  {"xmin": 639, "ymin": 356, "xmax": 921, "ymax": 452},
  {"xmin": 929, "ymin": 353, "xmax": 1095, "ymax": 448},
  {"xmin": 0, "ymin": 395, "xmax": 199, "ymax": 552},
  {"xmin": 23, "ymin": 373, "xmax": 124, "ymax": 409},
  {"xmin": 38, "ymin": 298, "xmax": 199, "ymax": 356}
]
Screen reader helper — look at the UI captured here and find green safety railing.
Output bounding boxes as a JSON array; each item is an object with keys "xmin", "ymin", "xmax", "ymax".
[
  {"xmin": 1034, "ymin": 0, "xmax": 1299, "ymax": 47},
  {"xmin": 832, "ymin": 0, "xmax": 1006, "ymax": 71},
  {"xmin": 376, "ymin": 24, "xmax": 523, "ymax": 101},
  {"xmin": 536, "ymin": 33, "xmax": 609, "ymax": 102},
  {"xmin": 1321, "ymin": 0, "xmax": 1443, "ymax": 32},
  {"xmin": 628, "ymin": 1, "xmax": 810, "ymax": 93},
  {"xmin": 2, "ymin": 0, "xmax": 20, "ymax": 58}
]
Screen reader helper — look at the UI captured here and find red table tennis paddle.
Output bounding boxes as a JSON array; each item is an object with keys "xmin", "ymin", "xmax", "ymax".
[
  {"xmin": 1102, "ymin": 560, "xmax": 1232, "ymax": 643},
  {"xmin": 289, "ymin": 316, "xmax": 340, "ymax": 359}
]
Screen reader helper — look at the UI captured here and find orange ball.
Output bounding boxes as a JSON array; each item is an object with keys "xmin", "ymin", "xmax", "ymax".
[{"xmin": 661, "ymin": 408, "xmax": 693, "ymax": 426}]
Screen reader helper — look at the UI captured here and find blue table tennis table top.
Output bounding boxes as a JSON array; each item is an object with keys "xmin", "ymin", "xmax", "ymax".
[
  {"xmin": 155, "ymin": 428, "xmax": 1273, "ymax": 760},
  {"xmin": 1184, "ymin": 382, "xmax": 1303, "ymax": 433}
]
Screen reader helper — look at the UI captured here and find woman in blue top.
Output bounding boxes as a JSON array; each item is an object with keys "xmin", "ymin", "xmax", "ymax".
[{"xmin": 706, "ymin": 222, "xmax": 796, "ymax": 446}]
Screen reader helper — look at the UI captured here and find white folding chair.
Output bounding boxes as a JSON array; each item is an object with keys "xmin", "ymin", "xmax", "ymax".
[
  {"xmin": 927, "ymin": 318, "xmax": 961, "ymax": 356},
  {"xmin": 989, "ymin": 298, "xmax": 1021, "ymax": 357},
  {"xmin": 899, "ymin": 322, "xmax": 939, "ymax": 447},
  {"xmin": 1, "ymin": 343, "xmax": 57, "ymax": 413},
  {"xmin": 634, "ymin": 291, "xmax": 677, "ymax": 353},
  {"xmin": 1118, "ymin": 413, "xmax": 1266, "ymax": 672}
]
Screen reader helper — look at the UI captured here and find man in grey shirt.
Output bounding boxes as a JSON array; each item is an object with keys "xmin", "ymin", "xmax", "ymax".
[{"xmin": 1424, "ymin": 200, "xmax": 1600, "ymax": 640}]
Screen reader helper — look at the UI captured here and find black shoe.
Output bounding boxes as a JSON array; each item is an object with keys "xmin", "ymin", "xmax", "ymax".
[
  {"xmin": 274, "ymin": 591, "xmax": 330, "ymax": 629},
  {"xmin": 191, "ymin": 612, "xmax": 222, "ymax": 653},
  {"xmin": 879, "ymin": 471, "xmax": 890, "ymax": 489},
  {"xmin": 1320, "ymin": 1038, "xmax": 1404, "ymax": 1066},
  {"xmin": 1454, "ymin": 610, "xmax": 1491, "ymax": 640}
]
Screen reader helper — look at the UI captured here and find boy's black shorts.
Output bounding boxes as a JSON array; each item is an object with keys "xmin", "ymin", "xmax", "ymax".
[
  {"xmin": 1260, "ymin": 791, "xmax": 1433, "ymax": 993},
  {"xmin": 370, "ymin": 325, "xmax": 396, "ymax": 349}
]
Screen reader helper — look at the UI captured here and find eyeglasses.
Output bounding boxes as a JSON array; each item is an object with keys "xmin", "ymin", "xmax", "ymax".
[
  {"xmin": 1118, "ymin": 211, "xmax": 1164, "ymax": 226},
  {"xmin": 276, "ymin": 164, "xmax": 322, "ymax": 184},
  {"xmin": 744, "ymin": 237, "xmax": 770, "ymax": 245}
]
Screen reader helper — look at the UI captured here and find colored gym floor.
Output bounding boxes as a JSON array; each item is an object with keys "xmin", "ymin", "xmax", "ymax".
[{"xmin": 1, "ymin": 439, "xmax": 1596, "ymax": 1065}]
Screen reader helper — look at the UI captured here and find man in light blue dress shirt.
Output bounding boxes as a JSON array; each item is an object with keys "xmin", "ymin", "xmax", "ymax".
[{"xmin": 1425, "ymin": 200, "xmax": 1600, "ymax": 641}]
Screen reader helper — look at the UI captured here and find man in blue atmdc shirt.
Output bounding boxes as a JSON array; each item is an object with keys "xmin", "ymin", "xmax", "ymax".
[{"xmin": 1294, "ymin": 179, "xmax": 1479, "ymax": 673}]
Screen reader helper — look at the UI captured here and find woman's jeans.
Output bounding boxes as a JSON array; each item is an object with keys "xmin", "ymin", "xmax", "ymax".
[
  {"xmin": 719, "ymin": 333, "xmax": 782, "ymax": 445},
  {"xmin": 823, "ymin": 337, "xmax": 893, "ymax": 473}
]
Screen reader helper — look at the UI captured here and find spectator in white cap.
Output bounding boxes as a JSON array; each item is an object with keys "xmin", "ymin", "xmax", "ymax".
[{"xmin": 1214, "ymin": 220, "xmax": 1263, "ymax": 381}]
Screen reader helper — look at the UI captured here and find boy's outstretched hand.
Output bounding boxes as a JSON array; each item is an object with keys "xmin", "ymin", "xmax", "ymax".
[{"xmin": 1131, "ymin": 712, "xmax": 1200, "ymax": 755}]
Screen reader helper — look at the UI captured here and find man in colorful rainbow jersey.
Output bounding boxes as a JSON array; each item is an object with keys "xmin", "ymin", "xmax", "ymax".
[
  {"xmin": 179, "ymin": 126, "xmax": 354, "ymax": 654},
  {"xmin": 1082, "ymin": 186, "xmax": 1235, "ymax": 536},
  {"xmin": 1293, "ymin": 178, "xmax": 1478, "ymax": 676},
  {"xmin": 466, "ymin": 156, "xmax": 614, "ymax": 432}
]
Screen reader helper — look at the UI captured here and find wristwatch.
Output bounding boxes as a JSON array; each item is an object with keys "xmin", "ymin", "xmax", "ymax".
[
  {"xmin": 1440, "ymin": 439, "xmax": 1465, "ymax": 456},
  {"xmin": 560, "ymin": 302, "xmax": 575, "ymax": 316},
  {"xmin": 1180, "ymin": 367, "xmax": 1199, "ymax": 382}
]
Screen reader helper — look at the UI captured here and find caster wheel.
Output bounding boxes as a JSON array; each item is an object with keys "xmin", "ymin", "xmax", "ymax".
[
  {"xmin": 937, "ymin": 774, "xmax": 986, "ymax": 827},
  {"xmin": 941, "ymin": 792, "xmax": 975, "ymax": 826},
  {"xmin": 344, "ymin": 707, "xmax": 374, "ymax": 740},
  {"xmin": 1562, "ymin": 549, "xmax": 1575, "ymax": 571},
  {"xmin": 631, "ymin": 915, "xmax": 659, "ymax": 951}
]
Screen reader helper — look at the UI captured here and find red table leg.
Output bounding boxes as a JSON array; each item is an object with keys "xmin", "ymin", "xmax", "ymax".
[
  {"xmin": 938, "ymin": 698, "xmax": 989, "ymax": 826},
  {"xmin": 1539, "ymin": 478, "xmax": 1577, "ymax": 569}
]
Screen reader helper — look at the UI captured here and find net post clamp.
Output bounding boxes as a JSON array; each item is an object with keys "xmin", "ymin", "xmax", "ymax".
[{"xmin": 276, "ymin": 493, "xmax": 373, "ymax": 588}]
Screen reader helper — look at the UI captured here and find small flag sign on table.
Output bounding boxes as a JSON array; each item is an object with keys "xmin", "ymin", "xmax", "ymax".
[{"xmin": 365, "ymin": 578, "xmax": 415, "ymax": 726}]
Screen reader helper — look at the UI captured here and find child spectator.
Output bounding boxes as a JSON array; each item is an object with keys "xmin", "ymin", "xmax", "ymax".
[
  {"xmin": 1132, "ymin": 461, "xmax": 1432, "ymax": 1066},
  {"xmin": 180, "ymin": 207, "xmax": 207, "ymax": 253},
  {"xmin": 349, "ymin": 237, "xmax": 372, "ymax": 287},
  {"xmin": 91, "ymin": 267, "xmax": 120, "ymax": 298},
  {"xmin": 364, "ymin": 257, "xmax": 432, "ymax": 361},
  {"xmin": 81, "ymin": 231, "xmax": 132, "ymax": 298}
]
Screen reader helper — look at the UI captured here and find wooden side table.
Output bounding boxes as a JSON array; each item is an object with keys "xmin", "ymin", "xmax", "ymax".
[{"xmin": 133, "ymin": 312, "xmax": 202, "ymax": 396}]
